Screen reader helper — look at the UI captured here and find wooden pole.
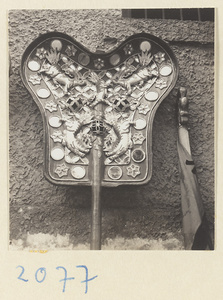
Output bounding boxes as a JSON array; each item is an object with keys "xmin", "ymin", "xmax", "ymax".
[{"xmin": 90, "ymin": 103, "xmax": 103, "ymax": 250}]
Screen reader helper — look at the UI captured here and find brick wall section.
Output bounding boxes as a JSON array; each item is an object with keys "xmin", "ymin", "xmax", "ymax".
[{"xmin": 8, "ymin": 9, "xmax": 214, "ymax": 247}]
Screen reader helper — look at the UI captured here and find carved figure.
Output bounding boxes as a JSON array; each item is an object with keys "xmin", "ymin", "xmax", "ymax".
[
  {"xmin": 83, "ymin": 71, "xmax": 108, "ymax": 106},
  {"xmin": 116, "ymin": 67, "xmax": 158, "ymax": 95},
  {"xmin": 111, "ymin": 53, "xmax": 158, "ymax": 95},
  {"xmin": 62, "ymin": 129, "xmax": 92, "ymax": 158},
  {"xmin": 38, "ymin": 48, "xmax": 86, "ymax": 94},
  {"xmin": 61, "ymin": 109, "xmax": 93, "ymax": 157},
  {"xmin": 104, "ymin": 113, "xmax": 134, "ymax": 162},
  {"xmin": 39, "ymin": 62, "xmax": 85, "ymax": 94}
]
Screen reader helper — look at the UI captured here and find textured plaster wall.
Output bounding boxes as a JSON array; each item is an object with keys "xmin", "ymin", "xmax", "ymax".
[{"xmin": 8, "ymin": 9, "xmax": 214, "ymax": 249}]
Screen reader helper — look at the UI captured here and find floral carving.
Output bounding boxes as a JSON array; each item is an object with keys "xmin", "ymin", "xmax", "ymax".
[
  {"xmin": 28, "ymin": 74, "xmax": 42, "ymax": 85},
  {"xmin": 154, "ymin": 52, "xmax": 165, "ymax": 64},
  {"xmin": 36, "ymin": 47, "xmax": 47, "ymax": 60},
  {"xmin": 50, "ymin": 131, "xmax": 63, "ymax": 143},
  {"xmin": 45, "ymin": 101, "xmax": 58, "ymax": 112},
  {"xmin": 65, "ymin": 45, "xmax": 77, "ymax": 57},
  {"xmin": 126, "ymin": 164, "xmax": 141, "ymax": 178},
  {"xmin": 54, "ymin": 163, "xmax": 69, "ymax": 177},
  {"xmin": 124, "ymin": 44, "xmax": 133, "ymax": 55},
  {"xmin": 137, "ymin": 104, "xmax": 150, "ymax": 115},
  {"xmin": 155, "ymin": 78, "xmax": 167, "ymax": 90},
  {"xmin": 94, "ymin": 58, "xmax": 104, "ymax": 70},
  {"xmin": 132, "ymin": 132, "xmax": 146, "ymax": 145}
]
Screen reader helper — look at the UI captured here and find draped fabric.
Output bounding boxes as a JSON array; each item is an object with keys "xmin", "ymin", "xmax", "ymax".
[{"xmin": 177, "ymin": 134, "xmax": 213, "ymax": 250}]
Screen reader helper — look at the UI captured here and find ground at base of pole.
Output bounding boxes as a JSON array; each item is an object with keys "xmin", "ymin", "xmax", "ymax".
[{"xmin": 9, "ymin": 232, "xmax": 184, "ymax": 250}]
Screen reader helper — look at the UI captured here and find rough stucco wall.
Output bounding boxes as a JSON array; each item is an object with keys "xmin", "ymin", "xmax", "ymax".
[{"xmin": 8, "ymin": 9, "xmax": 214, "ymax": 249}]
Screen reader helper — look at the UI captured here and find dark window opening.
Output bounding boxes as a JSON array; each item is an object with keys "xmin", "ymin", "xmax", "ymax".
[
  {"xmin": 122, "ymin": 8, "xmax": 214, "ymax": 22},
  {"xmin": 182, "ymin": 8, "xmax": 199, "ymax": 21},
  {"xmin": 164, "ymin": 9, "xmax": 181, "ymax": 20},
  {"xmin": 146, "ymin": 9, "xmax": 163, "ymax": 19},
  {"xmin": 131, "ymin": 9, "xmax": 145, "ymax": 18}
]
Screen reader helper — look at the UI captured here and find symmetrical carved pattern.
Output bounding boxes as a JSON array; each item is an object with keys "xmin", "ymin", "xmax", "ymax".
[{"xmin": 21, "ymin": 32, "xmax": 178, "ymax": 186}]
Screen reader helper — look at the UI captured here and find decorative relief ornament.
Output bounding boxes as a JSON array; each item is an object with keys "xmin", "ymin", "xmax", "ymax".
[
  {"xmin": 145, "ymin": 91, "xmax": 159, "ymax": 101},
  {"xmin": 35, "ymin": 47, "xmax": 47, "ymax": 60},
  {"xmin": 110, "ymin": 54, "xmax": 120, "ymax": 66},
  {"xmin": 49, "ymin": 116, "xmax": 62, "ymax": 128},
  {"xmin": 78, "ymin": 53, "xmax": 90, "ymax": 66},
  {"xmin": 132, "ymin": 132, "xmax": 146, "ymax": 145},
  {"xmin": 45, "ymin": 101, "xmax": 58, "ymax": 112},
  {"xmin": 134, "ymin": 118, "xmax": 147, "ymax": 130},
  {"xmin": 113, "ymin": 95, "xmax": 130, "ymax": 112},
  {"xmin": 37, "ymin": 88, "xmax": 51, "ymax": 99},
  {"xmin": 64, "ymin": 147, "xmax": 89, "ymax": 165},
  {"xmin": 126, "ymin": 164, "xmax": 141, "ymax": 178},
  {"xmin": 155, "ymin": 78, "xmax": 167, "ymax": 90},
  {"xmin": 123, "ymin": 43, "xmax": 134, "ymax": 55},
  {"xmin": 94, "ymin": 58, "xmax": 105, "ymax": 70},
  {"xmin": 131, "ymin": 89, "xmax": 144, "ymax": 99},
  {"xmin": 129, "ymin": 98, "xmax": 140, "ymax": 110},
  {"xmin": 159, "ymin": 64, "xmax": 173, "ymax": 76},
  {"xmin": 28, "ymin": 61, "xmax": 41, "ymax": 72},
  {"xmin": 65, "ymin": 45, "xmax": 77, "ymax": 57},
  {"xmin": 71, "ymin": 166, "xmax": 86, "ymax": 179},
  {"xmin": 108, "ymin": 166, "xmax": 123, "ymax": 180},
  {"xmin": 21, "ymin": 32, "xmax": 178, "ymax": 186},
  {"xmin": 51, "ymin": 40, "xmax": 63, "ymax": 51},
  {"xmin": 154, "ymin": 52, "xmax": 165, "ymax": 64},
  {"xmin": 28, "ymin": 74, "xmax": 42, "ymax": 85},
  {"xmin": 50, "ymin": 130, "xmax": 63, "ymax": 143},
  {"xmin": 140, "ymin": 41, "xmax": 151, "ymax": 52},
  {"xmin": 132, "ymin": 149, "xmax": 146, "ymax": 163},
  {"xmin": 54, "ymin": 163, "xmax": 69, "ymax": 177},
  {"xmin": 51, "ymin": 147, "xmax": 65, "ymax": 161},
  {"xmin": 137, "ymin": 104, "xmax": 150, "ymax": 115}
]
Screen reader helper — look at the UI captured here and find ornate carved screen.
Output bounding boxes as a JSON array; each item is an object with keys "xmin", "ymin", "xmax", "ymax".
[{"xmin": 21, "ymin": 32, "xmax": 178, "ymax": 187}]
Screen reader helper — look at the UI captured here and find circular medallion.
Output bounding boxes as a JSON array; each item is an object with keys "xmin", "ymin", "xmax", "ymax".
[
  {"xmin": 71, "ymin": 166, "xmax": 86, "ymax": 179},
  {"xmin": 37, "ymin": 88, "xmax": 51, "ymax": 99},
  {"xmin": 110, "ymin": 54, "xmax": 120, "ymax": 66},
  {"xmin": 134, "ymin": 118, "xmax": 147, "ymax": 130},
  {"xmin": 49, "ymin": 116, "xmax": 62, "ymax": 128},
  {"xmin": 145, "ymin": 91, "xmax": 159, "ymax": 101},
  {"xmin": 78, "ymin": 53, "xmax": 90, "ymax": 66},
  {"xmin": 51, "ymin": 40, "xmax": 63, "ymax": 52},
  {"xmin": 140, "ymin": 41, "xmax": 151, "ymax": 52},
  {"xmin": 160, "ymin": 64, "xmax": 173, "ymax": 76},
  {"xmin": 28, "ymin": 60, "xmax": 40, "ymax": 72},
  {"xmin": 108, "ymin": 166, "xmax": 123, "ymax": 180},
  {"xmin": 132, "ymin": 149, "xmax": 146, "ymax": 163},
  {"xmin": 51, "ymin": 147, "xmax": 65, "ymax": 161}
]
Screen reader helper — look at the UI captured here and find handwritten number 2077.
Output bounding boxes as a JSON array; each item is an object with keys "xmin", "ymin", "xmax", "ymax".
[{"xmin": 16, "ymin": 265, "xmax": 98, "ymax": 293}]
